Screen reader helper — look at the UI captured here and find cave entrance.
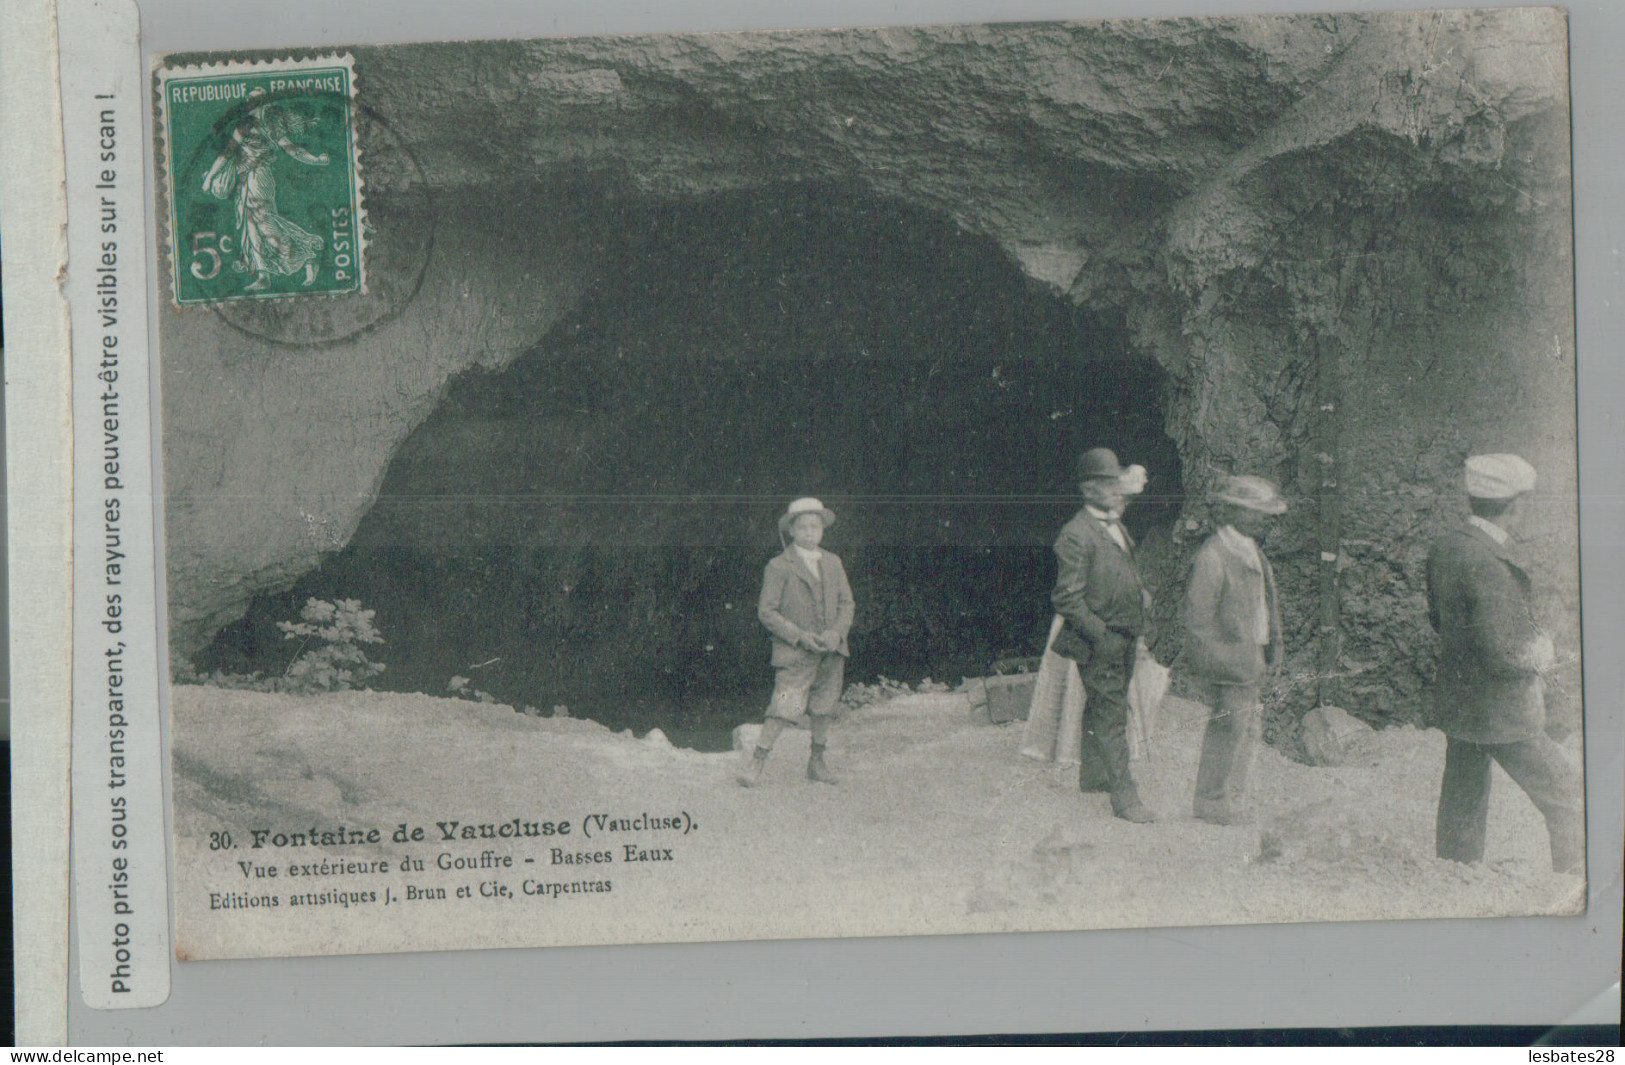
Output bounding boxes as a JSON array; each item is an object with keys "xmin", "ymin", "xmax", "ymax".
[{"xmin": 202, "ymin": 185, "xmax": 1182, "ymax": 748}]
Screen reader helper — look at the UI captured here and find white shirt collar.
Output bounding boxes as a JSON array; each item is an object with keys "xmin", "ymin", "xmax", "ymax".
[
  {"xmin": 1216, "ymin": 524, "xmax": 1270, "ymax": 642},
  {"xmin": 1216, "ymin": 523, "xmax": 1263, "ymax": 571},
  {"xmin": 1468, "ymin": 514, "xmax": 1509, "ymax": 545},
  {"xmin": 793, "ymin": 544, "xmax": 824, "ymax": 564},
  {"xmin": 1086, "ymin": 505, "xmax": 1130, "ymax": 551}
]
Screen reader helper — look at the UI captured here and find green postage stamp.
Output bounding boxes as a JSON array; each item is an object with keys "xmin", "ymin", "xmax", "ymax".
[{"xmin": 157, "ymin": 55, "xmax": 364, "ymax": 304}]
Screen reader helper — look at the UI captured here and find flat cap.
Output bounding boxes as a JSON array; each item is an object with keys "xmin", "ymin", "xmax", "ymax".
[{"xmin": 1465, "ymin": 454, "xmax": 1537, "ymax": 499}]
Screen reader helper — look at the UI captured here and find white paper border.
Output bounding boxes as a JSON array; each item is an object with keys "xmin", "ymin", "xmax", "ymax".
[{"xmin": 4, "ymin": 0, "xmax": 76, "ymax": 1045}]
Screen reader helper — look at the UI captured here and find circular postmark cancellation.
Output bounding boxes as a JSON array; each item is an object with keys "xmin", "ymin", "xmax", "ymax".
[{"xmin": 157, "ymin": 55, "xmax": 433, "ymax": 347}]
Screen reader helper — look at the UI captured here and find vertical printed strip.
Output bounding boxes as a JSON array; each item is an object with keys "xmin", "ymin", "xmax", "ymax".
[{"xmin": 60, "ymin": 0, "xmax": 171, "ymax": 1008}]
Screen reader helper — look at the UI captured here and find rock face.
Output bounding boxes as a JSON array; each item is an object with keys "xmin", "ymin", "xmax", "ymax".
[
  {"xmin": 161, "ymin": 193, "xmax": 607, "ymax": 654},
  {"xmin": 163, "ymin": 11, "xmax": 1577, "ymax": 730},
  {"xmin": 1300, "ymin": 705, "xmax": 1377, "ymax": 767}
]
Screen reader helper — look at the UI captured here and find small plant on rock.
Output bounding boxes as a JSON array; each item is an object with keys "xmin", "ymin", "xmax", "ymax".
[
  {"xmin": 277, "ymin": 597, "xmax": 387, "ymax": 693},
  {"xmin": 449, "ymin": 656, "xmax": 502, "ymax": 704},
  {"xmin": 175, "ymin": 597, "xmax": 387, "ymax": 694},
  {"xmin": 448, "ymin": 674, "xmax": 497, "ymax": 704},
  {"xmin": 839, "ymin": 674, "xmax": 915, "ymax": 710}
]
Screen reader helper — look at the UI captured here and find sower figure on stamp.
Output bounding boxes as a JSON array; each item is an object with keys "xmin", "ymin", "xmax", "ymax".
[
  {"xmin": 1426, "ymin": 454, "xmax": 1583, "ymax": 874},
  {"xmin": 1182, "ymin": 476, "xmax": 1286, "ymax": 826},
  {"xmin": 739, "ymin": 497, "xmax": 855, "ymax": 788},
  {"xmin": 1049, "ymin": 449, "xmax": 1157, "ymax": 822},
  {"xmin": 201, "ymin": 88, "xmax": 330, "ymax": 292}
]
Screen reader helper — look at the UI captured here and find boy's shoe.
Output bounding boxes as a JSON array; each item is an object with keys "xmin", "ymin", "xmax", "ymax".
[
  {"xmin": 807, "ymin": 747, "xmax": 839, "ymax": 785},
  {"xmin": 737, "ymin": 748, "xmax": 769, "ymax": 788}
]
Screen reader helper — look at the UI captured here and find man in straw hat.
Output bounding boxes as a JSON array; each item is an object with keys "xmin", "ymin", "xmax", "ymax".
[
  {"xmin": 739, "ymin": 498, "xmax": 855, "ymax": 788},
  {"xmin": 1182, "ymin": 475, "xmax": 1286, "ymax": 826},
  {"xmin": 1049, "ymin": 448, "xmax": 1157, "ymax": 822},
  {"xmin": 1425, "ymin": 454, "xmax": 1583, "ymax": 873}
]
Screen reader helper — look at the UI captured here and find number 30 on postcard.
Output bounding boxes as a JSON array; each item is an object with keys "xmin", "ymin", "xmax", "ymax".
[{"xmin": 157, "ymin": 56, "xmax": 364, "ymax": 304}]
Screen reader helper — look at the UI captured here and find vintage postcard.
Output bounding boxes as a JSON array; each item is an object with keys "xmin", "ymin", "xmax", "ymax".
[{"xmin": 63, "ymin": 5, "xmax": 1599, "ymax": 978}]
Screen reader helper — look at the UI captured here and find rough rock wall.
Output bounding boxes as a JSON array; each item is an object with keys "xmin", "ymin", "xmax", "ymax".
[
  {"xmin": 1143, "ymin": 9, "xmax": 1575, "ymax": 729},
  {"xmin": 162, "ymin": 192, "xmax": 605, "ymax": 653},
  {"xmin": 165, "ymin": 10, "xmax": 1577, "ymax": 729}
]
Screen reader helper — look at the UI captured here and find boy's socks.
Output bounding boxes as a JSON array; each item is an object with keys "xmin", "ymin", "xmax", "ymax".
[
  {"xmin": 807, "ymin": 742, "xmax": 839, "ymax": 785},
  {"xmin": 758, "ymin": 717, "xmax": 787, "ymax": 751},
  {"xmin": 737, "ymin": 746, "xmax": 770, "ymax": 788}
]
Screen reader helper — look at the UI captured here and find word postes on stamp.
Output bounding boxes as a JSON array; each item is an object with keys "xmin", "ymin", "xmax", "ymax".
[{"xmin": 158, "ymin": 56, "xmax": 364, "ymax": 305}]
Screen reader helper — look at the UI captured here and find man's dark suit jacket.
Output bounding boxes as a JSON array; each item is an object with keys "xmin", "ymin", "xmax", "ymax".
[
  {"xmin": 1426, "ymin": 522, "xmax": 1544, "ymax": 744},
  {"xmin": 1050, "ymin": 507, "xmax": 1145, "ymax": 669}
]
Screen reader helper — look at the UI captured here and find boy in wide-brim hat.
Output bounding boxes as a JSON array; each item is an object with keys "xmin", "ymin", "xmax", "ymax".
[
  {"xmin": 738, "ymin": 498, "xmax": 856, "ymax": 787},
  {"xmin": 1181, "ymin": 475, "xmax": 1286, "ymax": 826}
]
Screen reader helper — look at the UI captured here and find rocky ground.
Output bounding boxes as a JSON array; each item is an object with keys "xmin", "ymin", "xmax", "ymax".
[{"xmin": 169, "ymin": 684, "xmax": 1584, "ymax": 960}]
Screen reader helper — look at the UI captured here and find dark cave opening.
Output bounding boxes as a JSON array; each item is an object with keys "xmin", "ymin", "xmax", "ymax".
[{"xmin": 200, "ymin": 185, "xmax": 1183, "ymax": 747}]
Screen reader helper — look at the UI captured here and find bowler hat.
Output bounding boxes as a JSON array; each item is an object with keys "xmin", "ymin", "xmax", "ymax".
[
  {"xmin": 777, "ymin": 497, "xmax": 837, "ymax": 536},
  {"xmin": 1076, "ymin": 448, "xmax": 1126, "ymax": 481},
  {"xmin": 1212, "ymin": 475, "xmax": 1288, "ymax": 515}
]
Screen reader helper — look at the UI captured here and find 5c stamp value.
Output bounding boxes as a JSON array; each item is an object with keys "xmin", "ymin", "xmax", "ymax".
[{"xmin": 157, "ymin": 55, "xmax": 364, "ymax": 304}]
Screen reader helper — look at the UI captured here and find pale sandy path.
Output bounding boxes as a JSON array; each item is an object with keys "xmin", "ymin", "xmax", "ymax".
[{"xmin": 169, "ymin": 685, "xmax": 1584, "ymax": 960}]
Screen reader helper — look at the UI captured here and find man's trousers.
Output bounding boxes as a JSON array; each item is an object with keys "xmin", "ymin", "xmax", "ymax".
[
  {"xmin": 1078, "ymin": 636, "xmax": 1141, "ymax": 812},
  {"xmin": 1435, "ymin": 732, "xmax": 1584, "ymax": 874},
  {"xmin": 1192, "ymin": 681, "xmax": 1262, "ymax": 821}
]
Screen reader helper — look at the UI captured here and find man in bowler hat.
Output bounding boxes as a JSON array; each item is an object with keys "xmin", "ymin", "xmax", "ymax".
[
  {"xmin": 1426, "ymin": 454, "xmax": 1583, "ymax": 873},
  {"xmin": 1049, "ymin": 448, "xmax": 1157, "ymax": 822}
]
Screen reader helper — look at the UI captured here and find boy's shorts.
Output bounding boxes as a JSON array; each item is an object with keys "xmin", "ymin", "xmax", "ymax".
[{"xmin": 767, "ymin": 654, "xmax": 846, "ymax": 721}]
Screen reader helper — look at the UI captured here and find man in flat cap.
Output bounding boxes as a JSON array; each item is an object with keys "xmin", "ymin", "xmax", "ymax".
[
  {"xmin": 1050, "ymin": 448, "xmax": 1156, "ymax": 822},
  {"xmin": 1426, "ymin": 454, "xmax": 1583, "ymax": 874},
  {"xmin": 1182, "ymin": 475, "xmax": 1287, "ymax": 826}
]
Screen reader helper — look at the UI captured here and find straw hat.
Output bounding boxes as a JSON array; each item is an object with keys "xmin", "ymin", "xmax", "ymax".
[
  {"xmin": 777, "ymin": 497, "xmax": 837, "ymax": 536},
  {"xmin": 1212, "ymin": 475, "xmax": 1287, "ymax": 515}
]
